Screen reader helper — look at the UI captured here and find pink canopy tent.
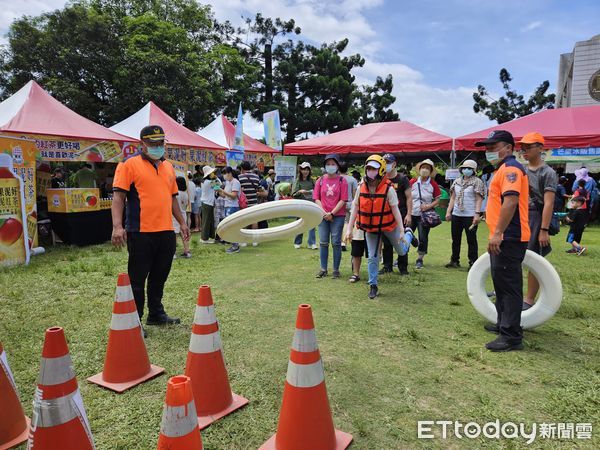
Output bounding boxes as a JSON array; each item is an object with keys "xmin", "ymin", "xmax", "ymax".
[
  {"xmin": 110, "ymin": 101, "xmax": 225, "ymax": 150},
  {"xmin": 456, "ymin": 105, "xmax": 600, "ymax": 151},
  {"xmin": 284, "ymin": 121, "xmax": 453, "ymax": 155},
  {"xmin": 0, "ymin": 80, "xmax": 134, "ymax": 142},
  {"xmin": 197, "ymin": 114, "xmax": 278, "ymax": 154}
]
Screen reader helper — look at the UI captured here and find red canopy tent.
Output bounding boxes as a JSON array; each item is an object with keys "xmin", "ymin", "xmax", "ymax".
[
  {"xmin": 455, "ymin": 105, "xmax": 600, "ymax": 151},
  {"xmin": 284, "ymin": 121, "xmax": 453, "ymax": 155}
]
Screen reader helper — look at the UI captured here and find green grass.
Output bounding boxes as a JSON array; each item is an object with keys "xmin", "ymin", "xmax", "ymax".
[{"xmin": 1, "ymin": 221, "xmax": 598, "ymax": 449}]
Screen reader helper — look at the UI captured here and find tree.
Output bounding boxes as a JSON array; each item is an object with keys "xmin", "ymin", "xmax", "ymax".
[
  {"xmin": 357, "ymin": 74, "xmax": 399, "ymax": 124},
  {"xmin": 473, "ymin": 68, "xmax": 555, "ymax": 124}
]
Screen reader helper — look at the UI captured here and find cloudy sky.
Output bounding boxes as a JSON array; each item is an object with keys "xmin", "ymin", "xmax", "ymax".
[{"xmin": 1, "ymin": 0, "xmax": 599, "ymax": 138}]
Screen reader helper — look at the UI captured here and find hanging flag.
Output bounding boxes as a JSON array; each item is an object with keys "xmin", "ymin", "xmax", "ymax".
[
  {"xmin": 233, "ymin": 103, "xmax": 245, "ymax": 152},
  {"xmin": 263, "ymin": 110, "xmax": 282, "ymax": 151}
]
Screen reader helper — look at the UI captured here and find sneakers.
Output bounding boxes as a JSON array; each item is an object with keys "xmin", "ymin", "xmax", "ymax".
[
  {"xmin": 332, "ymin": 271, "xmax": 341, "ymax": 279},
  {"xmin": 226, "ymin": 245, "xmax": 240, "ymax": 254},
  {"xmin": 180, "ymin": 252, "xmax": 192, "ymax": 258},
  {"xmin": 522, "ymin": 301, "xmax": 534, "ymax": 311},
  {"xmin": 316, "ymin": 270, "xmax": 328, "ymax": 278},
  {"xmin": 577, "ymin": 247, "xmax": 587, "ymax": 256},
  {"xmin": 485, "ymin": 336, "xmax": 523, "ymax": 352},
  {"xmin": 406, "ymin": 228, "xmax": 419, "ymax": 248},
  {"xmin": 486, "ymin": 291, "xmax": 496, "ymax": 298},
  {"xmin": 484, "ymin": 323, "xmax": 499, "ymax": 334},
  {"xmin": 310, "ymin": 244, "xmax": 318, "ymax": 250},
  {"xmin": 445, "ymin": 261, "xmax": 460, "ymax": 268},
  {"xmin": 565, "ymin": 248, "xmax": 577, "ymax": 253},
  {"xmin": 294, "ymin": 244, "xmax": 301, "ymax": 249},
  {"xmin": 146, "ymin": 315, "xmax": 181, "ymax": 326},
  {"xmin": 415, "ymin": 259, "xmax": 424, "ymax": 270},
  {"xmin": 368, "ymin": 284, "xmax": 378, "ymax": 299},
  {"xmin": 378, "ymin": 267, "xmax": 393, "ymax": 275}
]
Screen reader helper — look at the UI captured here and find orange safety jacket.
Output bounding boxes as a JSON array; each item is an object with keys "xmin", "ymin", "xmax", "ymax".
[{"xmin": 357, "ymin": 178, "xmax": 396, "ymax": 232}]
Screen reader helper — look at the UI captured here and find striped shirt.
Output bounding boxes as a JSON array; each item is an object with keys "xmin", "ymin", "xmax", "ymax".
[{"xmin": 238, "ymin": 172, "xmax": 261, "ymax": 206}]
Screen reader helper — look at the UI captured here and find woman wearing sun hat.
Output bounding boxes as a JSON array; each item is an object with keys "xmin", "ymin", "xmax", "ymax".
[
  {"xmin": 199, "ymin": 165, "xmax": 220, "ymax": 243},
  {"xmin": 409, "ymin": 159, "xmax": 441, "ymax": 269},
  {"xmin": 445, "ymin": 159, "xmax": 486, "ymax": 269}
]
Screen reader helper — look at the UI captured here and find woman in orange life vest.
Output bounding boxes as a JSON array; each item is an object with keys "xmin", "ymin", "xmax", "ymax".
[{"xmin": 346, "ymin": 155, "xmax": 416, "ymax": 299}]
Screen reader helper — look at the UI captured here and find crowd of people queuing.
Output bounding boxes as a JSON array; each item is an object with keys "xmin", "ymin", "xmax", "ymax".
[{"xmin": 111, "ymin": 124, "xmax": 597, "ymax": 349}]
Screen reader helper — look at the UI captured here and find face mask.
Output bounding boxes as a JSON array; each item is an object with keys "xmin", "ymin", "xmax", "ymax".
[
  {"xmin": 462, "ymin": 168, "xmax": 474, "ymax": 177},
  {"xmin": 485, "ymin": 151, "xmax": 501, "ymax": 165},
  {"xmin": 147, "ymin": 145, "xmax": 165, "ymax": 160},
  {"xmin": 419, "ymin": 168, "xmax": 431, "ymax": 178},
  {"xmin": 366, "ymin": 169, "xmax": 379, "ymax": 180},
  {"xmin": 325, "ymin": 165, "xmax": 338, "ymax": 175},
  {"xmin": 385, "ymin": 165, "xmax": 393, "ymax": 173}
]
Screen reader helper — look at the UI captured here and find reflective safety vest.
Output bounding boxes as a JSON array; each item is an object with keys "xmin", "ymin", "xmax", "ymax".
[{"xmin": 357, "ymin": 178, "xmax": 396, "ymax": 232}]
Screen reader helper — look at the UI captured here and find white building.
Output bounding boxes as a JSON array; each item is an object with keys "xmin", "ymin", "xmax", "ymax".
[{"xmin": 557, "ymin": 34, "xmax": 600, "ymax": 108}]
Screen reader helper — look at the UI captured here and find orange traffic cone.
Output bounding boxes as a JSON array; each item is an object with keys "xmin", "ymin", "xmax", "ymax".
[
  {"xmin": 0, "ymin": 342, "xmax": 30, "ymax": 450},
  {"xmin": 184, "ymin": 285, "xmax": 248, "ymax": 429},
  {"xmin": 157, "ymin": 375, "xmax": 203, "ymax": 450},
  {"xmin": 260, "ymin": 304, "xmax": 353, "ymax": 450},
  {"xmin": 88, "ymin": 273, "xmax": 164, "ymax": 392},
  {"xmin": 27, "ymin": 327, "xmax": 95, "ymax": 450}
]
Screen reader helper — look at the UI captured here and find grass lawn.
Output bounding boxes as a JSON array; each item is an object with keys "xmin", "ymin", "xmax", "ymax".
[{"xmin": 1, "ymin": 221, "xmax": 598, "ymax": 449}]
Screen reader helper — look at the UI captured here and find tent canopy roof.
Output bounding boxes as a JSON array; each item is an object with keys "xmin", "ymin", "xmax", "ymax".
[
  {"xmin": 197, "ymin": 115, "xmax": 278, "ymax": 153},
  {"xmin": 284, "ymin": 121, "xmax": 453, "ymax": 155},
  {"xmin": 110, "ymin": 101, "xmax": 224, "ymax": 150},
  {"xmin": 456, "ymin": 106, "xmax": 600, "ymax": 150},
  {"xmin": 0, "ymin": 80, "xmax": 134, "ymax": 142}
]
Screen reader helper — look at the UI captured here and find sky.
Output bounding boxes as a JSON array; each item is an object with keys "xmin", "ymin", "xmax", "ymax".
[{"xmin": 0, "ymin": 0, "xmax": 599, "ymax": 138}]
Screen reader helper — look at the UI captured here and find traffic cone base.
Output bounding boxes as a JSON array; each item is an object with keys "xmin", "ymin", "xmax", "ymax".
[
  {"xmin": 0, "ymin": 416, "xmax": 30, "ymax": 450},
  {"xmin": 197, "ymin": 392, "xmax": 248, "ymax": 430},
  {"xmin": 259, "ymin": 428, "xmax": 353, "ymax": 450},
  {"xmin": 87, "ymin": 364, "xmax": 164, "ymax": 393}
]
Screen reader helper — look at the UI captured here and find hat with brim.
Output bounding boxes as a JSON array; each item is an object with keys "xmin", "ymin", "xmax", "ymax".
[
  {"xmin": 299, "ymin": 162, "xmax": 311, "ymax": 169},
  {"xmin": 366, "ymin": 160, "xmax": 381, "ymax": 169},
  {"xmin": 140, "ymin": 124, "xmax": 166, "ymax": 142},
  {"xmin": 416, "ymin": 159, "xmax": 437, "ymax": 177},
  {"xmin": 517, "ymin": 132, "xmax": 545, "ymax": 146},
  {"xmin": 459, "ymin": 159, "xmax": 478, "ymax": 170},
  {"xmin": 474, "ymin": 129, "xmax": 515, "ymax": 147},
  {"xmin": 324, "ymin": 153, "xmax": 341, "ymax": 166},
  {"xmin": 202, "ymin": 165, "xmax": 216, "ymax": 179}
]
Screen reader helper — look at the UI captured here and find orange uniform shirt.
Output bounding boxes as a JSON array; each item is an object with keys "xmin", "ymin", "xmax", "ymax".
[
  {"xmin": 113, "ymin": 154, "xmax": 178, "ymax": 232},
  {"xmin": 486, "ymin": 155, "xmax": 530, "ymax": 242}
]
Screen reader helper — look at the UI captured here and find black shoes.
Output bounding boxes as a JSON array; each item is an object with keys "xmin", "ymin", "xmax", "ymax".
[
  {"xmin": 316, "ymin": 270, "xmax": 328, "ymax": 278},
  {"xmin": 146, "ymin": 315, "xmax": 181, "ymax": 326},
  {"xmin": 332, "ymin": 271, "xmax": 341, "ymax": 279},
  {"xmin": 485, "ymin": 336, "xmax": 523, "ymax": 352},
  {"xmin": 484, "ymin": 323, "xmax": 499, "ymax": 334},
  {"xmin": 445, "ymin": 261, "xmax": 460, "ymax": 268},
  {"xmin": 378, "ymin": 267, "xmax": 393, "ymax": 275},
  {"xmin": 399, "ymin": 269, "xmax": 409, "ymax": 276},
  {"xmin": 368, "ymin": 285, "xmax": 378, "ymax": 299}
]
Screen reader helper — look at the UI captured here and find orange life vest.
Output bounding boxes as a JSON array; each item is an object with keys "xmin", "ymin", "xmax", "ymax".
[{"xmin": 357, "ymin": 178, "xmax": 396, "ymax": 232}]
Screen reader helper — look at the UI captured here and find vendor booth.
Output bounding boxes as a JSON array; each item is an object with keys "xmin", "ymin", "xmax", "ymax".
[
  {"xmin": 198, "ymin": 114, "xmax": 279, "ymax": 171},
  {"xmin": 455, "ymin": 105, "xmax": 600, "ymax": 171},
  {"xmin": 0, "ymin": 81, "xmax": 138, "ymax": 256},
  {"xmin": 110, "ymin": 101, "xmax": 227, "ymax": 174}
]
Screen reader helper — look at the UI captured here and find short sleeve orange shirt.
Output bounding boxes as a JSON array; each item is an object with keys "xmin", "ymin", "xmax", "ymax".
[
  {"xmin": 486, "ymin": 155, "xmax": 530, "ymax": 242},
  {"xmin": 113, "ymin": 154, "xmax": 178, "ymax": 232}
]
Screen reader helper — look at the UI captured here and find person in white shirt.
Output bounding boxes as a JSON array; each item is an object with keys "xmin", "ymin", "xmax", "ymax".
[
  {"xmin": 199, "ymin": 165, "xmax": 220, "ymax": 243},
  {"xmin": 217, "ymin": 166, "xmax": 241, "ymax": 254}
]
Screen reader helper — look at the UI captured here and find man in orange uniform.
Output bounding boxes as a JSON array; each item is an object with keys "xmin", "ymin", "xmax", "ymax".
[
  {"xmin": 475, "ymin": 130, "xmax": 530, "ymax": 352},
  {"xmin": 111, "ymin": 125, "xmax": 189, "ymax": 332}
]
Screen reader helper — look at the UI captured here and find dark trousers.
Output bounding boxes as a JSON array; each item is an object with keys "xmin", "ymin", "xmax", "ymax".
[
  {"xmin": 127, "ymin": 231, "xmax": 176, "ymax": 319},
  {"xmin": 450, "ymin": 215, "xmax": 478, "ymax": 264},
  {"xmin": 201, "ymin": 203, "xmax": 215, "ymax": 241},
  {"xmin": 382, "ymin": 208, "xmax": 408, "ymax": 271},
  {"xmin": 411, "ymin": 215, "xmax": 431, "ymax": 256},
  {"xmin": 490, "ymin": 241, "xmax": 527, "ymax": 343}
]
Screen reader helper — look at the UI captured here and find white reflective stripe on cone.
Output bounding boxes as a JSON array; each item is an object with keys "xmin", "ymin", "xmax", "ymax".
[
  {"xmin": 189, "ymin": 331, "xmax": 222, "ymax": 354},
  {"xmin": 115, "ymin": 285, "xmax": 134, "ymax": 303},
  {"xmin": 291, "ymin": 329, "xmax": 318, "ymax": 352},
  {"xmin": 286, "ymin": 359, "xmax": 325, "ymax": 388},
  {"xmin": 160, "ymin": 400, "xmax": 198, "ymax": 437},
  {"xmin": 193, "ymin": 305, "xmax": 216, "ymax": 325},
  {"xmin": 38, "ymin": 354, "xmax": 75, "ymax": 386},
  {"xmin": 0, "ymin": 350, "xmax": 18, "ymax": 392},
  {"xmin": 31, "ymin": 389, "xmax": 79, "ymax": 427},
  {"xmin": 110, "ymin": 312, "xmax": 141, "ymax": 331}
]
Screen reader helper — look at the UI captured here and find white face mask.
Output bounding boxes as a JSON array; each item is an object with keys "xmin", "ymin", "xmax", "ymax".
[
  {"xmin": 325, "ymin": 165, "xmax": 338, "ymax": 175},
  {"xmin": 462, "ymin": 168, "xmax": 474, "ymax": 177},
  {"xmin": 419, "ymin": 168, "xmax": 431, "ymax": 178},
  {"xmin": 366, "ymin": 169, "xmax": 379, "ymax": 180},
  {"xmin": 385, "ymin": 165, "xmax": 393, "ymax": 173},
  {"xmin": 485, "ymin": 151, "xmax": 501, "ymax": 165}
]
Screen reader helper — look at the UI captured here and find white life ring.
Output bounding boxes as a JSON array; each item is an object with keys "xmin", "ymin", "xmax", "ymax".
[
  {"xmin": 466, "ymin": 250, "xmax": 562, "ymax": 329},
  {"xmin": 216, "ymin": 200, "xmax": 324, "ymax": 244}
]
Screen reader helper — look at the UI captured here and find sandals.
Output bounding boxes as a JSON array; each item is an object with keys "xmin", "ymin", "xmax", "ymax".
[{"xmin": 348, "ymin": 275, "xmax": 360, "ymax": 283}]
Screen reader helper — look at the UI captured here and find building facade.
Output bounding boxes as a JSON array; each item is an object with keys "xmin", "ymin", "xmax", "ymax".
[{"xmin": 557, "ymin": 35, "xmax": 600, "ymax": 108}]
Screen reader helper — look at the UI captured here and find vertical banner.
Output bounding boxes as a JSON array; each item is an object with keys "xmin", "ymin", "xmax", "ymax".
[
  {"xmin": 233, "ymin": 103, "xmax": 245, "ymax": 153},
  {"xmin": 263, "ymin": 110, "xmax": 282, "ymax": 151},
  {"xmin": 226, "ymin": 151, "xmax": 245, "ymax": 169},
  {"xmin": 274, "ymin": 155, "xmax": 298, "ymax": 183}
]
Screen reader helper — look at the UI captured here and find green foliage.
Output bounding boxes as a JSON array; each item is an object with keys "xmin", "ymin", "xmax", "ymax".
[
  {"xmin": 357, "ymin": 74, "xmax": 399, "ymax": 124},
  {"xmin": 473, "ymin": 68, "xmax": 555, "ymax": 124}
]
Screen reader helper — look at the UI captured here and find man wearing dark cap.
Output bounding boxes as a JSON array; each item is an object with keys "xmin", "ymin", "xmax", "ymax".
[
  {"xmin": 475, "ymin": 130, "xmax": 530, "ymax": 352},
  {"xmin": 381, "ymin": 153, "xmax": 413, "ymax": 275},
  {"xmin": 111, "ymin": 125, "xmax": 189, "ymax": 331}
]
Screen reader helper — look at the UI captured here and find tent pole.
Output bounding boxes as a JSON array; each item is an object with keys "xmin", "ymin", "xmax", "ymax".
[{"xmin": 451, "ymin": 139, "xmax": 456, "ymax": 168}]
